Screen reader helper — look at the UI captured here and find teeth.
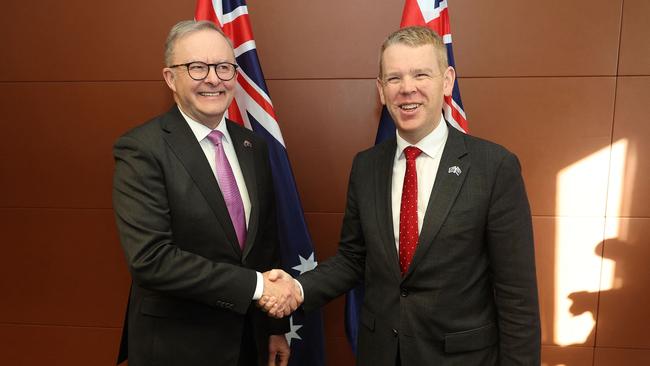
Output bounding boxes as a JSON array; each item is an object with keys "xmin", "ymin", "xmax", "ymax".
[
  {"xmin": 400, "ymin": 103, "xmax": 419, "ymax": 110},
  {"xmin": 200, "ymin": 92, "xmax": 222, "ymax": 96}
]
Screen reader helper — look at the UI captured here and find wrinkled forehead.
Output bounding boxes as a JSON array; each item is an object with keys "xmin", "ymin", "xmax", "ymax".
[{"xmin": 172, "ymin": 29, "xmax": 235, "ymax": 62}]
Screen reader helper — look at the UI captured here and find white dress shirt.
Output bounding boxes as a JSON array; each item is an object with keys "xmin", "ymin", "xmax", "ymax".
[
  {"xmin": 179, "ymin": 108, "xmax": 263, "ymax": 300},
  {"xmin": 296, "ymin": 116, "xmax": 450, "ymax": 300},
  {"xmin": 392, "ymin": 115, "xmax": 448, "ymax": 252}
]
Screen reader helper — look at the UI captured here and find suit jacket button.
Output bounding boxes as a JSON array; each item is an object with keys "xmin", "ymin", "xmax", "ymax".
[
  {"xmin": 392, "ymin": 329, "xmax": 398, "ymax": 337},
  {"xmin": 400, "ymin": 288, "xmax": 408, "ymax": 297}
]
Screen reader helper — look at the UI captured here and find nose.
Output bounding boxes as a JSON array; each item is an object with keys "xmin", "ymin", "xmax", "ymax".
[
  {"xmin": 204, "ymin": 65, "xmax": 221, "ymax": 84},
  {"xmin": 399, "ymin": 75, "xmax": 417, "ymax": 94}
]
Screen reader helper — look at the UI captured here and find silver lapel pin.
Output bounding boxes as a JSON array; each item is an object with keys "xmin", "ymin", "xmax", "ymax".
[
  {"xmin": 448, "ymin": 166, "xmax": 462, "ymax": 176},
  {"xmin": 243, "ymin": 140, "xmax": 252, "ymax": 148}
]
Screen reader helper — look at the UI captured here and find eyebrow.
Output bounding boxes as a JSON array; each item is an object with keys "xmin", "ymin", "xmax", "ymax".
[
  {"xmin": 384, "ymin": 67, "xmax": 435, "ymax": 76},
  {"xmin": 410, "ymin": 68, "xmax": 435, "ymax": 74}
]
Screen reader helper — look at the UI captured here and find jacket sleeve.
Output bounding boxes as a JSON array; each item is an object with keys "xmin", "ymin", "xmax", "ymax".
[
  {"xmin": 486, "ymin": 152, "xmax": 541, "ymax": 365},
  {"xmin": 113, "ymin": 134, "xmax": 257, "ymax": 314},
  {"xmin": 298, "ymin": 153, "xmax": 366, "ymax": 312}
]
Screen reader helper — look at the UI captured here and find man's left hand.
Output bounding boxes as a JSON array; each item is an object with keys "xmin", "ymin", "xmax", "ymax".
[{"xmin": 268, "ymin": 334, "xmax": 290, "ymax": 366}]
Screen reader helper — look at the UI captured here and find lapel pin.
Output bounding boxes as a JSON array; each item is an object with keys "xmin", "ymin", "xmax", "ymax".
[
  {"xmin": 243, "ymin": 140, "xmax": 252, "ymax": 148},
  {"xmin": 448, "ymin": 166, "xmax": 462, "ymax": 176}
]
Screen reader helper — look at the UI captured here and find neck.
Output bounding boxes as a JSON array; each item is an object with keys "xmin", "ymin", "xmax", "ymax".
[
  {"xmin": 175, "ymin": 102, "xmax": 222, "ymax": 130},
  {"xmin": 201, "ymin": 118, "xmax": 222, "ymax": 130},
  {"xmin": 400, "ymin": 120, "xmax": 439, "ymax": 145}
]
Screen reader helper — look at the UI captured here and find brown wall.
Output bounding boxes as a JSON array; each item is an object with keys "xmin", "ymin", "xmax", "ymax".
[{"xmin": 1, "ymin": 0, "xmax": 648, "ymax": 365}]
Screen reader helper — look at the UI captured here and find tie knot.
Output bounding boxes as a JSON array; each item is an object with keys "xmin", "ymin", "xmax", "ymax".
[
  {"xmin": 207, "ymin": 130, "xmax": 224, "ymax": 146},
  {"xmin": 404, "ymin": 146, "xmax": 422, "ymax": 161}
]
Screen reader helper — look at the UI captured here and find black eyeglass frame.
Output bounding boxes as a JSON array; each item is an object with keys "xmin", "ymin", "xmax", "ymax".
[{"xmin": 168, "ymin": 61, "xmax": 239, "ymax": 81}]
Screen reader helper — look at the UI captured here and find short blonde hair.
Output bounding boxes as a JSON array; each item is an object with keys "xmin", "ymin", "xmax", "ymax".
[{"xmin": 379, "ymin": 26, "xmax": 449, "ymax": 77}]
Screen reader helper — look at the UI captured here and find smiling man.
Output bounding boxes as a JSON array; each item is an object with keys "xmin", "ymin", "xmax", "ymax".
[
  {"xmin": 112, "ymin": 20, "xmax": 294, "ymax": 366},
  {"xmin": 263, "ymin": 26, "xmax": 541, "ymax": 366},
  {"xmin": 377, "ymin": 34, "xmax": 455, "ymax": 145}
]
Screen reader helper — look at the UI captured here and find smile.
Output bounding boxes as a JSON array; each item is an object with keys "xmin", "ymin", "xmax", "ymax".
[
  {"xmin": 399, "ymin": 103, "xmax": 421, "ymax": 111},
  {"xmin": 199, "ymin": 91, "xmax": 224, "ymax": 97}
]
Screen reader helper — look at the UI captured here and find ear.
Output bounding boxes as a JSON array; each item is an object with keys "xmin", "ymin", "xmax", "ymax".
[
  {"xmin": 376, "ymin": 78, "xmax": 386, "ymax": 105},
  {"xmin": 442, "ymin": 66, "xmax": 456, "ymax": 97},
  {"xmin": 162, "ymin": 68, "xmax": 177, "ymax": 92}
]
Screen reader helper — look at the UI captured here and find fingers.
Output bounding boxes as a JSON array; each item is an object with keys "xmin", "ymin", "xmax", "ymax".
[
  {"xmin": 268, "ymin": 335, "xmax": 290, "ymax": 366},
  {"xmin": 266, "ymin": 269, "xmax": 289, "ymax": 282},
  {"xmin": 264, "ymin": 291, "xmax": 301, "ymax": 318},
  {"xmin": 267, "ymin": 269, "xmax": 281, "ymax": 281},
  {"xmin": 267, "ymin": 300, "xmax": 291, "ymax": 319},
  {"xmin": 258, "ymin": 269, "xmax": 303, "ymax": 318},
  {"xmin": 267, "ymin": 349, "xmax": 277, "ymax": 366},
  {"xmin": 278, "ymin": 349, "xmax": 289, "ymax": 366},
  {"xmin": 257, "ymin": 295, "xmax": 276, "ymax": 309}
]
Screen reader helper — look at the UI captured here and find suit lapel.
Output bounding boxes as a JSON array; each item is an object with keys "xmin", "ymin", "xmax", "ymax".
[
  {"xmin": 160, "ymin": 107, "xmax": 242, "ymax": 256},
  {"xmin": 374, "ymin": 140, "xmax": 403, "ymax": 282},
  {"xmin": 404, "ymin": 125, "xmax": 470, "ymax": 279},
  {"xmin": 227, "ymin": 121, "xmax": 259, "ymax": 260}
]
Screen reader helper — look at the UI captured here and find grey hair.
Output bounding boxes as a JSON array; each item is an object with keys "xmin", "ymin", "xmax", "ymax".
[{"xmin": 164, "ymin": 20, "xmax": 232, "ymax": 65}]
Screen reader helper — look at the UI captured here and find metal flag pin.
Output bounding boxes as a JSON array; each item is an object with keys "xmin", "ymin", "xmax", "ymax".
[{"xmin": 448, "ymin": 166, "xmax": 462, "ymax": 176}]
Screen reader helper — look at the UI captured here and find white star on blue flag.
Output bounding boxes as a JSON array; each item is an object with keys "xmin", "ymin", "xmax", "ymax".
[
  {"xmin": 285, "ymin": 316, "xmax": 303, "ymax": 346},
  {"xmin": 291, "ymin": 252, "xmax": 318, "ymax": 275}
]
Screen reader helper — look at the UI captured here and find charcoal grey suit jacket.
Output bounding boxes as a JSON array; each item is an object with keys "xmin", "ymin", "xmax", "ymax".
[
  {"xmin": 113, "ymin": 105, "xmax": 287, "ymax": 366},
  {"xmin": 298, "ymin": 123, "xmax": 540, "ymax": 366}
]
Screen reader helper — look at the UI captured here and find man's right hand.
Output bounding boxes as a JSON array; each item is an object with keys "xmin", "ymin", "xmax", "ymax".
[{"xmin": 258, "ymin": 269, "xmax": 303, "ymax": 318}]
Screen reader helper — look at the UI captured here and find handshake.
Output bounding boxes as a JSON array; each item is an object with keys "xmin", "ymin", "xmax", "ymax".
[{"xmin": 258, "ymin": 269, "xmax": 303, "ymax": 318}]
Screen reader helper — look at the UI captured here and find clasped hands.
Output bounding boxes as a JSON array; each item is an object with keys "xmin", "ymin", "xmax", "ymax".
[{"xmin": 258, "ymin": 269, "xmax": 303, "ymax": 318}]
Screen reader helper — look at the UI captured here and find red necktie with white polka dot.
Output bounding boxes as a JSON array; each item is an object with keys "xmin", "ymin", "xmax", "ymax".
[{"xmin": 399, "ymin": 146, "xmax": 422, "ymax": 276}]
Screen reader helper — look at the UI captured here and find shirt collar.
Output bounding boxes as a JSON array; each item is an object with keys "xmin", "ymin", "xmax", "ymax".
[
  {"xmin": 396, "ymin": 115, "xmax": 448, "ymax": 159},
  {"xmin": 178, "ymin": 107, "xmax": 231, "ymax": 145}
]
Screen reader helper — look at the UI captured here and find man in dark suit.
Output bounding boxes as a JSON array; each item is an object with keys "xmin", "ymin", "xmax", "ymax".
[
  {"xmin": 262, "ymin": 26, "xmax": 540, "ymax": 365},
  {"xmin": 112, "ymin": 20, "xmax": 295, "ymax": 366}
]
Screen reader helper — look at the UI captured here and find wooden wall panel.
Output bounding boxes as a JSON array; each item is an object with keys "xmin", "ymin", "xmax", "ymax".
[
  {"xmin": 596, "ymin": 218, "xmax": 650, "ymax": 348},
  {"xmin": 594, "ymin": 347, "xmax": 650, "ymax": 366},
  {"xmin": 304, "ymin": 214, "xmax": 354, "ymax": 364},
  {"xmin": 249, "ymin": 0, "xmax": 403, "ymax": 79},
  {"xmin": 269, "ymin": 79, "xmax": 379, "ymax": 213},
  {"xmin": 305, "ymin": 213, "xmax": 344, "ymax": 260},
  {"xmin": 249, "ymin": 0, "xmax": 624, "ymax": 79},
  {"xmin": 1, "ymin": 0, "xmax": 648, "ymax": 365},
  {"xmin": 0, "ymin": 209, "xmax": 129, "ymax": 327},
  {"xmin": 541, "ymin": 345, "xmax": 594, "ymax": 366},
  {"xmin": 533, "ymin": 217, "xmax": 607, "ymax": 348},
  {"xmin": 610, "ymin": 76, "xmax": 650, "ymax": 217},
  {"xmin": 324, "ymin": 336, "xmax": 356, "ymax": 366},
  {"xmin": 0, "ymin": 82, "xmax": 172, "ymax": 208},
  {"xmin": 532, "ymin": 217, "xmax": 556, "ymax": 346},
  {"xmin": 451, "ymin": 0, "xmax": 622, "ymax": 77},
  {"xmin": 460, "ymin": 77, "xmax": 616, "ymax": 217},
  {"xmin": 618, "ymin": 0, "xmax": 650, "ymax": 75},
  {"xmin": 0, "ymin": 0, "xmax": 195, "ymax": 81},
  {"xmin": 0, "ymin": 324, "xmax": 121, "ymax": 366}
]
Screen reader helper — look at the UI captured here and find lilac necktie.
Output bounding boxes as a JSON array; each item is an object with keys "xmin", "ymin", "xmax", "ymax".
[{"xmin": 207, "ymin": 130, "xmax": 247, "ymax": 249}]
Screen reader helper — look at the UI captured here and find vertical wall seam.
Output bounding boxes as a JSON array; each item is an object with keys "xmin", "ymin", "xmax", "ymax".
[{"xmin": 592, "ymin": 1, "xmax": 627, "ymax": 364}]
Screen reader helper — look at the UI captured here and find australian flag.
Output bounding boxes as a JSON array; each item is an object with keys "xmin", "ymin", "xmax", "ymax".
[
  {"xmin": 345, "ymin": 0, "xmax": 469, "ymax": 355},
  {"xmin": 195, "ymin": 1, "xmax": 326, "ymax": 365}
]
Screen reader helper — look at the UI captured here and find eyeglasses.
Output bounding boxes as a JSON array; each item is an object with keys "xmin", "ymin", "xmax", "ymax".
[{"xmin": 168, "ymin": 61, "xmax": 238, "ymax": 81}]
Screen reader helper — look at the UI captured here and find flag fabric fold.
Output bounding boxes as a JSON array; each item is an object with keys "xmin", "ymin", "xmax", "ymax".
[
  {"xmin": 345, "ymin": 0, "xmax": 468, "ymax": 354},
  {"xmin": 195, "ymin": 1, "xmax": 325, "ymax": 365}
]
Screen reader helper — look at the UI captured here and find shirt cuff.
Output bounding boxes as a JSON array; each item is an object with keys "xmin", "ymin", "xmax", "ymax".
[
  {"xmin": 295, "ymin": 279, "xmax": 304, "ymax": 300},
  {"xmin": 252, "ymin": 271, "xmax": 263, "ymax": 300}
]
